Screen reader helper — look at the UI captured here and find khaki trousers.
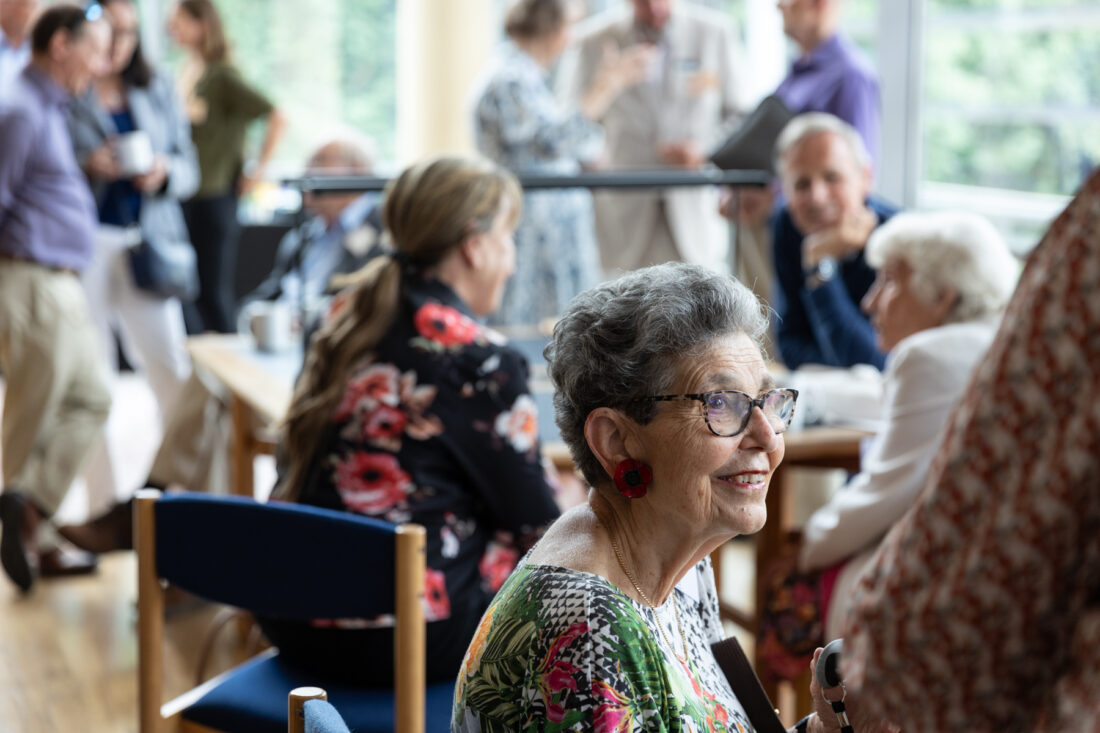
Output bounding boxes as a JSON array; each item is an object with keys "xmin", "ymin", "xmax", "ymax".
[
  {"xmin": 0, "ymin": 261, "xmax": 111, "ymax": 516},
  {"xmin": 147, "ymin": 369, "xmax": 230, "ymax": 495}
]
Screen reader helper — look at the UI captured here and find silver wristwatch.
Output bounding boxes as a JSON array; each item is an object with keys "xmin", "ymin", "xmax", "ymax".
[{"xmin": 805, "ymin": 256, "xmax": 838, "ymax": 290}]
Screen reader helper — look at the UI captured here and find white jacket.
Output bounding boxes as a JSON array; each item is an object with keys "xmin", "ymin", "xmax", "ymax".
[{"xmin": 798, "ymin": 316, "xmax": 1001, "ymax": 638}]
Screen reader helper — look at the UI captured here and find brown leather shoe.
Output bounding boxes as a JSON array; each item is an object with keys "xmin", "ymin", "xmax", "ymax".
[
  {"xmin": 38, "ymin": 545, "xmax": 99, "ymax": 578},
  {"xmin": 58, "ymin": 498, "xmax": 134, "ymax": 554},
  {"xmin": 0, "ymin": 491, "xmax": 40, "ymax": 592}
]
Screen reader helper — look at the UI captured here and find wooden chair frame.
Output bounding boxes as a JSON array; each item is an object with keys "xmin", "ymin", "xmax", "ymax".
[{"xmin": 135, "ymin": 489, "xmax": 427, "ymax": 733}]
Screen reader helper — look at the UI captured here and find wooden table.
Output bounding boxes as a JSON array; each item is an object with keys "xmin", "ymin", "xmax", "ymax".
[{"xmin": 187, "ymin": 334, "xmax": 301, "ymax": 497}]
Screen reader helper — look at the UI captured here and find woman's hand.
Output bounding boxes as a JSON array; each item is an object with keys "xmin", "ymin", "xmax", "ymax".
[
  {"xmin": 132, "ymin": 155, "xmax": 169, "ymax": 193},
  {"xmin": 84, "ymin": 143, "xmax": 121, "ymax": 181},
  {"xmin": 806, "ymin": 647, "xmax": 899, "ymax": 733}
]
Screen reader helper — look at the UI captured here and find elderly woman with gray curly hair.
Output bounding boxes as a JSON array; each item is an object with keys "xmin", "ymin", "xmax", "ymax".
[{"xmin": 453, "ymin": 262, "xmax": 892, "ymax": 732}]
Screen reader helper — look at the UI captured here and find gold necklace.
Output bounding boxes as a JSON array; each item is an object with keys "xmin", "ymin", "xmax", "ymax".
[{"xmin": 605, "ymin": 524, "xmax": 690, "ymax": 664}]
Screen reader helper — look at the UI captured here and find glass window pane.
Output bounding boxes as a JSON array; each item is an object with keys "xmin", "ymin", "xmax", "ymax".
[
  {"xmin": 160, "ymin": 0, "xmax": 397, "ymax": 170},
  {"xmin": 922, "ymin": 3, "xmax": 1100, "ymax": 196}
]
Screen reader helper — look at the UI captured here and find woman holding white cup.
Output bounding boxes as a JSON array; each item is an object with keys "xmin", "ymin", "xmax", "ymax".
[{"xmin": 67, "ymin": 0, "xmax": 195, "ymax": 512}]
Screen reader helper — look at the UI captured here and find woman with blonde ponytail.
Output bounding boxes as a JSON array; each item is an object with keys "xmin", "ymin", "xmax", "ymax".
[{"xmin": 261, "ymin": 155, "xmax": 561, "ymax": 686}]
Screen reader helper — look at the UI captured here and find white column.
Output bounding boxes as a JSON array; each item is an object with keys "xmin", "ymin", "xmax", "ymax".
[
  {"xmin": 396, "ymin": 0, "xmax": 497, "ymax": 165},
  {"xmin": 744, "ymin": 0, "xmax": 787, "ymax": 106}
]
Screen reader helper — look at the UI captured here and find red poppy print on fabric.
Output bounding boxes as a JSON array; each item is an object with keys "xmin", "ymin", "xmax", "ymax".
[
  {"xmin": 478, "ymin": 538, "xmax": 520, "ymax": 592},
  {"xmin": 413, "ymin": 302, "xmax": 480, "ymax": 348},
  {"xmin": 424, "ymin": 567, "xmax": 451, "ymax": 621},
  {"xmin": 335, "ymin": 362, "xmax": 400, "ymax": 421},
  {"xmin": 333, "ymin": 451, "xmax": 412, "ymax": 515},
  {"xmin": 494, "ymin": 393, "xmax": 539, "ymax": 453},
  {"xmin": 335, "ymin": 362, "xmax": 442, "ymax": 451},
  {"xmin": 362, "ymin": 404, "xmax": 409, "ymax": 451}
]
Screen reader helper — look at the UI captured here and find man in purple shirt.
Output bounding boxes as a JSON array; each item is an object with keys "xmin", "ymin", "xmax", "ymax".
[
  {"xmin": 0, "ymin": 4, "xmax": 112, "ymax": 592},
  {"xmin": 774, "ymin": 0, "xmax": 879, "ymax": 163}
]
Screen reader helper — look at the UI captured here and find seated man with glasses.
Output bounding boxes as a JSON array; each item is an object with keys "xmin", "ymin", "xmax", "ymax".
[{"xmin": 756, "ymin": 210, "xmax": 1019, "ymax": 685}]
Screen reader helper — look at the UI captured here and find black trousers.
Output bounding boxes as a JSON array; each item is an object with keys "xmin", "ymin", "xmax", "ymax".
[{"xmin": 182, "ymin": 193, "xmax": 239, "ymax": 334}]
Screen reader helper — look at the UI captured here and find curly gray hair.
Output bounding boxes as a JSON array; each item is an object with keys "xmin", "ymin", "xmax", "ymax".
[
  {"xmin": 865, "ymin": 211, "xmax": 1020, "ymax": 324},
  {"xmin": 545, "ymin": 262, "xmax": 769, "ymax": 488}
]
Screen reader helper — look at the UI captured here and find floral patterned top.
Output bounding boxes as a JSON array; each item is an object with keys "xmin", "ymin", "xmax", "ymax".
[
  {"xmin": 452, "ymin": 557, "xmax": 756, "ymax": 732},
  {"xmin": 472, "ymin": 43, "xmax": 603, "ymax": 326},
  {"xmin": 298, "ymin": 272, "xmax": 560, "ymax": 632}
]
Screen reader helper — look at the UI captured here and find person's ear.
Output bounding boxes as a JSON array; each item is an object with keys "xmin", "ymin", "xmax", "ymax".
[
  {"xmin": 458, "ymin": 227, "xmax": 485, "ymax": 270},
  {"xmin": 584, "ymin": 407, "xmax": 641, "ymax": 482},
  {"xmin": 931, "ymin": 284, "xmax": 959, "ymax": 323},
  {"xmin": 49, "ymin": 29, "xmax": 72, "ymax": 62}
]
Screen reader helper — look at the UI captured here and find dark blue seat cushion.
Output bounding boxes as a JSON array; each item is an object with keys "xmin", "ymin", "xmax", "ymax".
[{"xmin": 182, "ymin": 653, "xmax": 456, "ymax": 733}]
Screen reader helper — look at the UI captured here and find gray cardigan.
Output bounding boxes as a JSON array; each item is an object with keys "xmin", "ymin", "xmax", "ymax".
[{"xmin": 67, "ymin": 72, "xmax": 199, "ymax": 245}]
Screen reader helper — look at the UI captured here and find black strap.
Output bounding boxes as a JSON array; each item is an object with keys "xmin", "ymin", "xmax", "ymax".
[
  {"xmin": 829, "ymin": 698, "xmax": 855, "ymax": 733},
  {"xmin": 710, "ymin": 637, "xmax": 787, "ymax": 733}
]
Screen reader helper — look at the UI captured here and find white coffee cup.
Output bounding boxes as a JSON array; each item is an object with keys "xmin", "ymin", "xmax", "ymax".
[
  {"xmin": 241, "ymin": 300, "xmax": 293, "ymax": 353},
  {"xmin": 113, "ymin": 130, "xmax": 154, "ymax": 177}
]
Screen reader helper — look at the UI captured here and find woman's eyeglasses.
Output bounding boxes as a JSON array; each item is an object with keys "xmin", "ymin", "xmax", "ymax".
[{"xmin": 636, "ymin": 388, "xmax": 799, "ymax": 437}]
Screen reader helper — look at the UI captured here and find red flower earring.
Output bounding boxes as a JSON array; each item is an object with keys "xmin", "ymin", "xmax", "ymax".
[{"xmin": 613, "ymin": 459, "xmax": 653, "ymax": 499}]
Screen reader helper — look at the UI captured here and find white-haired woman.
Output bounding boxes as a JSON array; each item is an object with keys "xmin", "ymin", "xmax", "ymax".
[{"xmin": 758, "ymin": 211, "xmax": 1019, "ymax": 682}]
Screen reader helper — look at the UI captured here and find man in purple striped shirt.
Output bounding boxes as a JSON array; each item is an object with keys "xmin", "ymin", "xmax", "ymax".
[{"xmin": 0, "ymin": 4, "xmax": 112, "ymax": 592}]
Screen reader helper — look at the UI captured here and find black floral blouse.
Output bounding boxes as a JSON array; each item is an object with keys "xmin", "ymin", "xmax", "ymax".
[{"xmin": 298, "ymin": 272, "xmax": 561, "ymax": 634}]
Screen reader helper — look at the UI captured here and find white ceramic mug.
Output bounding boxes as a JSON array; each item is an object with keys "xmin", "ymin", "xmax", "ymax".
[
  {"xmin": 241, "ymin": 300, "xmax": 293, "ymax": 353},
  {"xmin": 113, "ymin": 130, "xmax": 154, "ymax": 177}
]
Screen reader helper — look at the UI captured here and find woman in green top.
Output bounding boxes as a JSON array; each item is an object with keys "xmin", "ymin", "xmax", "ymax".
[{"xmin": 168, "ymin": 0, "xmax": 286, "ymax": 333}]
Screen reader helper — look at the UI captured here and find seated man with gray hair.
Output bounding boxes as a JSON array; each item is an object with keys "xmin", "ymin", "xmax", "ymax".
[
  {"xmin": 243, "ymin": 139, "xmax": 382, "ymax": 313},
  {"xmin": 772, "ymin": 112, "xmax": 898, "ymax": 371}
]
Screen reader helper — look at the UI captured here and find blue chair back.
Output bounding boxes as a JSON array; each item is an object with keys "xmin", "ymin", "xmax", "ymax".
[
  {"xmin": 137, "ymin": 490, "xmax": 438, "ymax": 733},
  {"xmin": 153, "ymin": 492, "xmax": 397, "ymax": 619}
]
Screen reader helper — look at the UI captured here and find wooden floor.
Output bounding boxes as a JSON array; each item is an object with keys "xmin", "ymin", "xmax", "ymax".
[
  {"xmin": 0, "ymin": 553, "xmax": 255, "ymax": 733},
  {"xmin": 0, "ymin": 375, "xmax": 267, "ymax": 732}
]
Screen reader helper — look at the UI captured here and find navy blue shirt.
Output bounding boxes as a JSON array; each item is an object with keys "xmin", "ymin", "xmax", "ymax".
[
  {"xmin": 772, "ymin": 196, "xmax": 899, "ymax": 370},
  {"xmin": 97, "ymin": 109, "xmax": 142, "ymax": 226}
]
